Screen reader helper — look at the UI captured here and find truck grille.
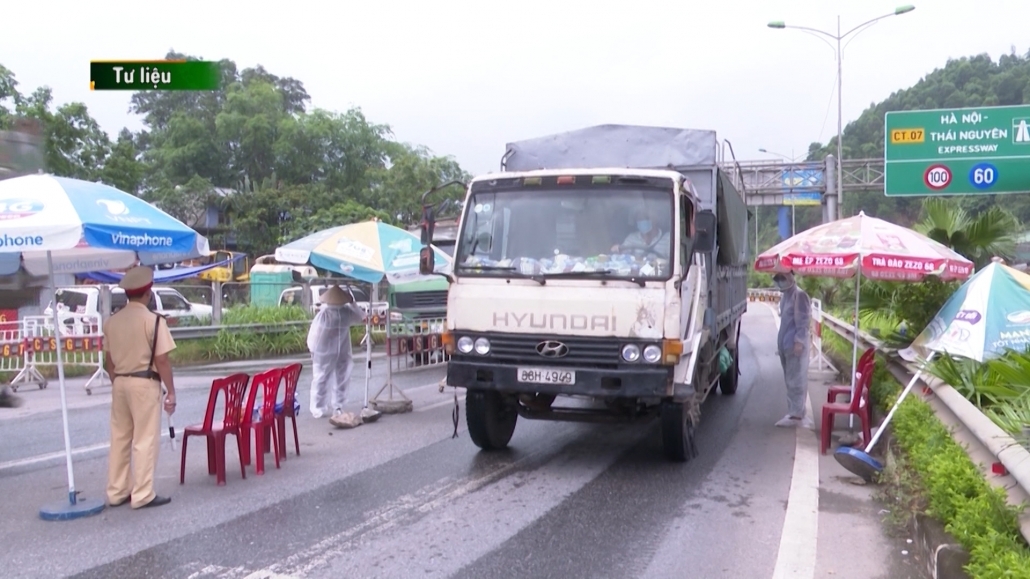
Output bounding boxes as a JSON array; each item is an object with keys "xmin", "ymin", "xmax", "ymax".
[
  {"xmin": 464, "ymin": 333, "xmax": 622, "ymax": 368},
  {"xmin": 394, "ymin": 290, "xmax": 448, "ymax": 309}
]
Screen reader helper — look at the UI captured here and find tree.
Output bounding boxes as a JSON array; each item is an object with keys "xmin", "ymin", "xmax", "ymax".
[
  {"xmin": 15, "ymin": 86, "xmax": 111, "ymax": 181},
  {"xmin": 0, "ymin": 64, "xmax": 19, "ymax": 130},
  {"xmin": 100, "ymin": 129, "xmax": 145, "ymax": 194},
  {"xmin": 915, "ymin": 197, "xmax": 1019, "ymax": 268}
]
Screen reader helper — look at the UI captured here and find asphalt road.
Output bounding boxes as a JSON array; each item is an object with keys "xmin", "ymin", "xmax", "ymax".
[{"xmin": 0, "ymin": 308, "xmax": 918, "ymax": 579}]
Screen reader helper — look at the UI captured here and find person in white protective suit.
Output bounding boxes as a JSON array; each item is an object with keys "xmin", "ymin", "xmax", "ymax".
[{"xmin": 307, "ymin": 284, "xmax": 366, "ymax": 428}]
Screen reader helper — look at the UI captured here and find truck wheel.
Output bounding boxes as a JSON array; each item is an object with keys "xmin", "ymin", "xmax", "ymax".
[
  {"xmin": 661, "ymin": 401, "xmax": 698, "ymax": 462},
  {"xmin": 719, "ymin": 349, "xmax": 739, "ymax": 395},
  {"xmin": 466, "ymin": 390, "xmax": 518, "ymax": 451}
]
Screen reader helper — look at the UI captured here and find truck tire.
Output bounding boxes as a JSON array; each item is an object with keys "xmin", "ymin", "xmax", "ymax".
[
  {"xmin": 719, "ymin": 349, "xmax": 739, "ymax": 395},
  {"xmin": 466, "ymin": 390, "xmax": 518, "ymax": 451},
  {"xmin": 661, "ymin": 400, "xmax": 699, "ymax": 462}
]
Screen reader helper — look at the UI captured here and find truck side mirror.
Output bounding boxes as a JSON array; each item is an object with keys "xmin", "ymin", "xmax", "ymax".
[
  {"xmin": 420, "ymin": 204, "xmax": 436, "ymax": 246},
  {"xmin": 419, "ymin": 246, "xmax": 435, "ymax": 275},
  {"xmin": 694, "ymin": 211, "xmax": 717, "ymax": 253}
]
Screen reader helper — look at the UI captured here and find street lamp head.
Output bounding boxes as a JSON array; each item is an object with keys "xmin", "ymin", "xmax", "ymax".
[
  {"xmin": 767, "ymin": 21, "xmax": 786, "ymax": 29},
  {"xmin": 759, "ymin": 148, "xmax": 769, "ymax": 153},
  {"xmin": 895, "ymin": 5, "xmax": 915, "ymax": 15}
]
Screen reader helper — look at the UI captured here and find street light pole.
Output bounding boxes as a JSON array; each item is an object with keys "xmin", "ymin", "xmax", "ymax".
[{"xmin": 768, "ymin": 5, "xmax": 915, "ymax": 221}]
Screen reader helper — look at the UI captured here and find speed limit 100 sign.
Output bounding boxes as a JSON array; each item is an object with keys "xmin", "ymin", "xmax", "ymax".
[{"xmin": 924, "ymin": 165, "xmax": 952, "ymax": 190}]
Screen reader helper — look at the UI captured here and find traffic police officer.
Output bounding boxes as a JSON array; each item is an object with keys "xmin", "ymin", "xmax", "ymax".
[{"xmin": 103, "ymin": 266, "xmax": 176, "ymax": 509}]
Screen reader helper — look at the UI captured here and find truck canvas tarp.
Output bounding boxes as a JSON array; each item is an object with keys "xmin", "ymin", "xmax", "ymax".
[{"xmin": 503, "ymin": 124, "xmax": 748, "ymax": 267}]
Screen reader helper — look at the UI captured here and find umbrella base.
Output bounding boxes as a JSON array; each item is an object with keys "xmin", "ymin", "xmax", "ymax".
[
  {"xmin": 834, "ymin": 446, "xmax": 883, "ymax": 482},
  {"xmin": 372, "ymin": 399, "xmax": 413, "ymax": 414},
  {"xmin": 39, "ymin": 495, "xmax": 105, "ymax": 521}
]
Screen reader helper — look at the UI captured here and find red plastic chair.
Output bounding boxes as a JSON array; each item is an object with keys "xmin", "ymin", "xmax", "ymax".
[
  {"xmin": 180, "ymin": 373, "xmax": 251, "ymax": 486},
  {"xmin": 826, "ymin": 347, "xmax": 876, "ymax": 403},
  {"xmin": 820, "ymin": 358, "xmax": 874, "ymax": 455},
  {"xmin": 240, "ymin": 367, "xmax": 284, "ymax": 475},
  {"xmin": 275, "ymin": 363, "xmax": 304, "ymax": 460}
]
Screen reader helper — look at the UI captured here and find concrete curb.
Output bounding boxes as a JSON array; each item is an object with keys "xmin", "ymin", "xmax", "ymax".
[{"xmin": 909, "ymin": 513, "xmax": 970, "ymax": 579}]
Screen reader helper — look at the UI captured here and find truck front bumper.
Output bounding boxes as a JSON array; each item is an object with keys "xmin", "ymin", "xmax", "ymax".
[{"xmin": 446, "ymin": 360, "xmax": 674, "ymax": 399}]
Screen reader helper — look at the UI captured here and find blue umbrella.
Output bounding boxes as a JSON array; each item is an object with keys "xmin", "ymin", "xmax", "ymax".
[{"xmin": 0, "ymin": 174, "xmax": 209, "ymax": 520}]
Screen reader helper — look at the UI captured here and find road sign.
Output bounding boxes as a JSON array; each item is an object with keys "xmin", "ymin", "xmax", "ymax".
[
  {"xmin": 778, "ymin": 167, "xmax": 824, "ymax": 191},
  {"xmin": 884, "ymin": 105, "xmax": 1030, "ymax": 196},
  {"xmin": 783, "ymin": 192, "xmax": 821, "ymax": 206}
]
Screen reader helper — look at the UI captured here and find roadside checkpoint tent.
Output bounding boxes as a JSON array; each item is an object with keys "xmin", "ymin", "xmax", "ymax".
[{"xmin": 274, "ymin": 219, "xmax": 453, "ymax": 413}]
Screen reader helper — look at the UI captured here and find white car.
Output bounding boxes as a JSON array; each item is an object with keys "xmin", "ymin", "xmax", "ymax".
[{"xmin": 44, "ymin": 285, "xmax": 213, "ymax": 333}]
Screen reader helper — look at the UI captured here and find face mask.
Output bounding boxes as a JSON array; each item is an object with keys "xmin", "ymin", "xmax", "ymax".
[
  {"xmin": 637, "ymin": 219, "xmax": 653, "ymax": 234},
  {"xmin": 775, "ymin": 279, "xmax": 792, "ymax": 291}
]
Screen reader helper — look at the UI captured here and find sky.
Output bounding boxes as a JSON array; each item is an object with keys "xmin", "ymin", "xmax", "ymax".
[{"xmin": 3, "ymin": 0, "xmax": 1029, "ymax": 176}]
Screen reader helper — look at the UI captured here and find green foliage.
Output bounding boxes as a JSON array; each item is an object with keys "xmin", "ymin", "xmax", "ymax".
[
  {"xmin": 747, "ymin": 269, "xmax": 773, "ymax": 289},
  {"xmin": 916, "ymin": 199, "xmax": 1019, "ymax": 268},
  {"xmin": 868, "ymin": 366, "xmax": 1030, "ymax": 578},
  {"xmin": 168, "ymin": 306, "xmax": 384, "ymax": 363},
  {"xmin": 927, "ymin": 353, "xmax": 1024, "ymax": 408}
]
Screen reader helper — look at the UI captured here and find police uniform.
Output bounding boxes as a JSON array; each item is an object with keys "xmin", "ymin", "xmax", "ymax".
[{"xmin": 103, "ymin": 267, "xmax": 176, "ymax": 509}]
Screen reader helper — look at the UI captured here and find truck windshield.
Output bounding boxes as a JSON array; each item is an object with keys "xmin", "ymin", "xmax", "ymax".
[{"xmin": 455, "ymin": 181, "xmax": 674, "ymax": 281}]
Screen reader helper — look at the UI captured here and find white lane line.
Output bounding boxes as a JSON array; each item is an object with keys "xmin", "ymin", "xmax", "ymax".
[
  {"xmin": 764, "ymin": 299, "xmax": 820, "ymax": 579},
  {"xmin": 0, "ymin": 431, "xmax": 171, "ymax": 471}
]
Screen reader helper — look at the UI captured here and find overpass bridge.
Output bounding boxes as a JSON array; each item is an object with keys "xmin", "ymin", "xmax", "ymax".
[{"xmin": 718, "ymin": 155, "xmax": 886, "ymax": 223}]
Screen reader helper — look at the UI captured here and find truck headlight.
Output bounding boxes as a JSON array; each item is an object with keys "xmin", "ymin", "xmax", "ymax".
[
  {"xmin": 642, "ymin": 344, "xmax": 662, "ymax": 363},
  {"xmin": 457, "ymin": 336, "xmax": 474, "ymax": 353},
  {"xmin": 474, "ymin": 337, "xmax": 491, "ymax": 355},
  {"xmin": 621, "ymin": 344, "xmax": 641, "ymax": 362}
]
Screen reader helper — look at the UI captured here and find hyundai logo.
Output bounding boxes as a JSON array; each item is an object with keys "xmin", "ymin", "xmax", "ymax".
[{"xmin": 536, "ymin": 340, "xmax": 569, "ymax": 358}]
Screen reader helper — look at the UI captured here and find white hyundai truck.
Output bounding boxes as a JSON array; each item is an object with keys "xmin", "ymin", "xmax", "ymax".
[{"xmin": 418, "ymin": 125, "xmax": 749, "ymax": 461}]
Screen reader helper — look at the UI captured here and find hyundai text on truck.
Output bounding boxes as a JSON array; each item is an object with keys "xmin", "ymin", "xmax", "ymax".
[{"xmin": 418, "ymin": 125, "xmax": 749, "ymax": 462}]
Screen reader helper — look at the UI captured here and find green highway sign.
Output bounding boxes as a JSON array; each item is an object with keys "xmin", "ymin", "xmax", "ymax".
[{"xmin": 884, "ymin": 105, "xmax": 1030, "ymax": 197}]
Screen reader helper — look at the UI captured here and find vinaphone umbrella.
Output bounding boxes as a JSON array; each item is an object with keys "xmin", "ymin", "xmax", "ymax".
[
  {"xmin": 0, "ymin": 174, "xmax": 209, "ymax": 520},
  {"xmin": 755, "ymin": 211, "xmax": 975, "ymax": 429},
  {"xmin": 275, "ymin": 219, "xmax": 452, "ymax": 412},
  {"xmin": 839, "ymin": 261, "xmax": 1030, "ymax": 480}
]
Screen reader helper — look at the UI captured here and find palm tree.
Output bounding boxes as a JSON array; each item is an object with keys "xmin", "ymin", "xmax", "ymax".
[{"xmin": 915, "ymin": 197, "xmax": 1019, "ymax": 269}]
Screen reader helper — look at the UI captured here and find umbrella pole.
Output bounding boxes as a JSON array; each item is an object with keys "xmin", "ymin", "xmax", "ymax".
[
  {"xmin": 39, "ymin": 250, "xmax": 104, "ymax": 520},
  {"xmin": 364, "ymin": 282, "xmax": 375, "ymax": 409},
  {"xmin": 849, "ymin": 273, "xmax": 861, "ymax": 430}
]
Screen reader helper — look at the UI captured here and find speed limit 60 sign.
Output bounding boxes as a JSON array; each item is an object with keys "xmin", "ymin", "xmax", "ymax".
[{"xmin": 924, "ymin": 165, "xmax": 952, "ymax": 190}]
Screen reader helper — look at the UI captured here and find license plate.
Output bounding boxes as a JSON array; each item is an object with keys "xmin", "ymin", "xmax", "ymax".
[{"xmin": 517, "ymin": 367, "xmax": 575, "ymax": 385}]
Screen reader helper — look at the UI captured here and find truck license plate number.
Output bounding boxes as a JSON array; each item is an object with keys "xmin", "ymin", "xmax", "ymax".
[{"xmin": 517, "ymin": 368, "xmax": 575, "ymax": 385}]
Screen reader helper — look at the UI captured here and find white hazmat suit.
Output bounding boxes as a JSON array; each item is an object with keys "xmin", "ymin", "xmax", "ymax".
[{"xmin": 306, "ymin": 287, "xmax": 365, "ymax": 420}]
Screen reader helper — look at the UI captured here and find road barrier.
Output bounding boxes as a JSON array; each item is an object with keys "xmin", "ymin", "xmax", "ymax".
[
  {"xmin": 8, "ymin": 316, "xmax": 108, "ymax": 394},
  {"xmin": 369, "ymin": 317, "xmax": 449, "ymax": 412}
]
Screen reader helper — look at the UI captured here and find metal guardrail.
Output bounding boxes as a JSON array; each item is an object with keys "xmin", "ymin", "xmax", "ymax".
[{"xmin": 818, "ymin": 309, "xmax": 1030, "ymax": 544}]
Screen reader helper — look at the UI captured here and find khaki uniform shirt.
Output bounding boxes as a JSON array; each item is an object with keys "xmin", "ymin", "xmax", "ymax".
[{"xmin": 103, "ymin": 302, "xmax": 176, "ymax": 375}]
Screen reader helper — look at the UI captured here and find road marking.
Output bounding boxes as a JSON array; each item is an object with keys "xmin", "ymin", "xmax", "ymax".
[
  {"xmin": 764, "ymin": 300, "xmax": 820, "ymax": 579},
  {"xmin": 0, "ymin": 431, "xmax": 170, "ymax": 471}
]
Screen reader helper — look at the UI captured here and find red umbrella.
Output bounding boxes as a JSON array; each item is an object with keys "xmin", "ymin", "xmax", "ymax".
[
  {"xmin": 755, "ymin": 211, "xmax": 974, "ymax": 281},
  {"xmin": 755, "ymin": 212, "xmax": 975, "ymax": 425}
]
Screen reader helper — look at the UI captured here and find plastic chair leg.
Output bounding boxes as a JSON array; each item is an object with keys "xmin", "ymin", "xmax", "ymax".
[
  {"xmin": 291, "ymin": 416, "xmax": 300, "ymax": 457},
  {"xmin": 235, "ymin": 434, "xmax": 247, "ymax": 480},
  {"xmin": 254, "ymin": 428, "xmax": 265, "ymax": 475},
  {"xmin": 179, "ymin": 434, "xmax": 189, "ymax": 484},
  {"xmin": 271, "ymin": 423, "xmax": 281, "ymax": 470},
  {"xmin": 214, "ymin": 435, "xmax": 227, "ymax": 486},
  {"xmin": 820, "ymin": 408, "xmax": 833, "ymax": 455},
  {"xmin": 206, "ymin": 437, "xmax": 216, "ymax": 475}
]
